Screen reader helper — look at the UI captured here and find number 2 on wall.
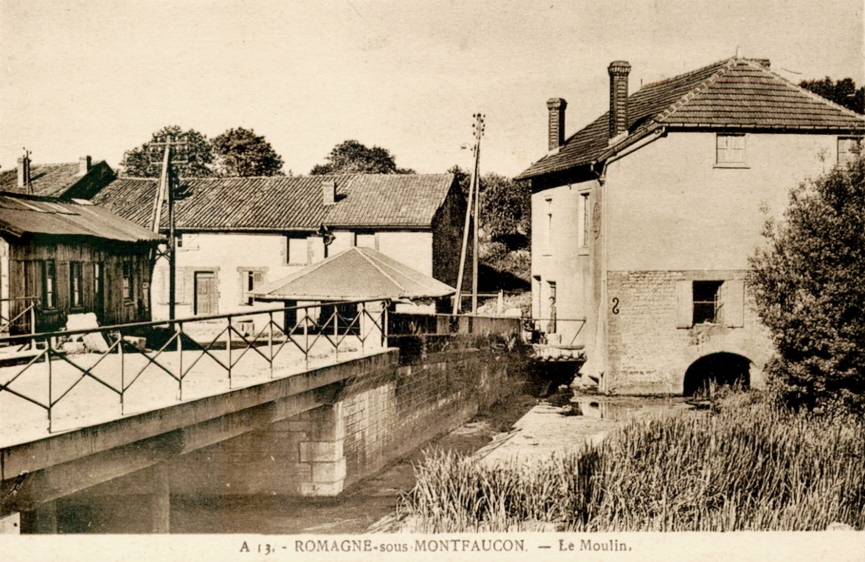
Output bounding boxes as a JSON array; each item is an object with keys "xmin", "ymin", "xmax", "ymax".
[{"xmin": 611, "ymin": 297, "xmax": 620, "ymax": 315}]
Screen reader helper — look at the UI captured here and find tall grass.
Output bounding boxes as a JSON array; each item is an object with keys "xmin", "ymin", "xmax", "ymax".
[{"xmin": 399, "ymin": 395, "xmax": 865, "ymax": 532}]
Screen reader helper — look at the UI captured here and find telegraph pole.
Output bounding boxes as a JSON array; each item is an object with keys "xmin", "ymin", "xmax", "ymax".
[
  {"xmin": 453, "ymin": 113, "xmax": 485, "ymax": 314},
  {"xmin": 149, "ymin": 135, "xmax": 188, "ymax": 321}
]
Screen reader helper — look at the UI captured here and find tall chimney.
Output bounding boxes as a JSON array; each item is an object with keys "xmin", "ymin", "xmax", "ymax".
[
  {"xmin": 322, "ymin": 180, "xmax": 336, "ymax": 206},
  {"xmin": 78, "ymin": 156, "xmax": 92, "ymax": 176},
  {"xmin": 17, "ymin": 155, "xmax": 31, "ymax": 190},
  {"xmin": 546, "ymin": 98, "xmax": 567, "ymax": 151},
  {"xmin": 608, "ymin": 60, "xmax": 631, "ymax": 140}
]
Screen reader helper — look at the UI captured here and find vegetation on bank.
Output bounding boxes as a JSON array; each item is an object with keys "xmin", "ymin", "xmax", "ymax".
[{"xmin": 399, "ymin": 393, "xmax": 865, "ymax": 532}]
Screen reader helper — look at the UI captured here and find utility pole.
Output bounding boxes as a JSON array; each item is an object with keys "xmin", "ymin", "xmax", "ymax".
[
  {"xmin": 149, "ymin": 134, "xmax": 188, "ymax": 321},
  {"xmin": 453, "ymin": 113, "xmax": 485, "ymax": 314}
]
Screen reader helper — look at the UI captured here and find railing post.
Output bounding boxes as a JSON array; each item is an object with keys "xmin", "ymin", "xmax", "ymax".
[
  {"xmin": 176, "ymin": 321, "xmax": 183, "ymax": 401},
  {"xmin": 268, "ymin": 311, "xmax": 274, "ymax": 378},
  {"xmin": 226, "ymin": 317, "xmax": 233, "ymax": 389},
  {"xmin": 334, "ymin": 308, "xmax": 339, "ymax": 361},
  {"xmin": 47, "ymin": 339, "xmax": 53, "ymax": 433},
  {"xmin": 360, "ymin": 302, "xmax": 365, "ymax": 354},
  {"xmin": 304, "ymin": 306, "xmax": 309, "ymax": 370},
  {"xmin": 119, "ymin": 331, "xmax": 125, "ymax": 415},
  {"xmin": 382, "ymin": 302, "xmax": 388, "ymax": 348}
]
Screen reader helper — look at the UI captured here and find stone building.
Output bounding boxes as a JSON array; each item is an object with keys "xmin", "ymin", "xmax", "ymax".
[
  {"xmin": 516, "ymin": 57, "xmax": 865, "ymax": 395},
  {"xmin": 93, "ymin": 173, "xmax": 464, "ymax": 321}
]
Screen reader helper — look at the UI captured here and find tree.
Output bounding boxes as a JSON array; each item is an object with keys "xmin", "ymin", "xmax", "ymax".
[
  {"xmin": 480, "ymin": 173, "xmax": 531, "ymax": 248},
  {"xmin": 749, "ymin": 154, "xmax": 865, "ymax": 413},
  {"xmin": 121, "ymin": 125, "xmax": 215, "ymax": 178},
  {"xmin": 212, "ymin": 127, "xmax": 284, "ymax": 177},
  {"xmin": 800, "ymin": 77, "xmax": 864, "ymax": 114},
  {"xmin": 310, "ymin": 140, "xmax": 414, "ymax": 175}
]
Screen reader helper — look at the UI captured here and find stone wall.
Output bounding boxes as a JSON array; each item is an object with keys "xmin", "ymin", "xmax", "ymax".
[
  {"xmin": 606, "ymin": 270, "xmax": 772, "ymax": 394},
  {"xmin": 169, "ymin": 334, "xmax": 524, "ymax": 497}
]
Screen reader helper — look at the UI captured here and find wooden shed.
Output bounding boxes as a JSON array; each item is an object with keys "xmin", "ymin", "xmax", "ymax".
[{"xmin": 0, "ymin": 192, "xmax": 164, "ymax": 333}]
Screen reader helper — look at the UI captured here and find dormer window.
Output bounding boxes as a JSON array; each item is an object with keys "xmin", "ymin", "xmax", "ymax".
[{"xmin": 716, "ymin": 134, "xmax": 747, "ymax": 167}]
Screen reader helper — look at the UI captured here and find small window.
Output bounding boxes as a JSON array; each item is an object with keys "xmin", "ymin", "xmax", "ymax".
[
  {"xmin": 355, "ymin": 232, "xmax": 376, "ymax": 249},
  {"xmin": 543, "ymin": 197, "xmax": 553, "ymax": 255},
  {"xmin": 838, "ymin": 137, "xmax": 862, "ymax": 166},
  {"xmin": 578, "ymin": 192, "xmax": 590, "ymax": 248},
  {"xmin": 286, "ymin": 235, "xmax": 308, "ymax": 265},
  {"xmin": 42, "ymin": 261, "xmax": 56, "ymax": 309},
  {"xmin": 122, "ymin": 260, "xmax": 134, "ymax": 303},
  {"xmin": 693, "ymin": 281, "xmax": 724, "ymax": 324},
  {"xmin": 240, "ymin": 270, "xmax": 264, "ymax": 305},
  {"xmin": 716, "ymin": 134, "xmax": 746, "ymax": 167},
  {"xmin": 69, "ymin": 261, "xmax": 83, "ymax": 308}
]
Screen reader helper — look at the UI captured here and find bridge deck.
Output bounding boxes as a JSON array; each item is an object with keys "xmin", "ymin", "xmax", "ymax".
[{"xmin": 0, "ymin": 337, "xmax": 376, "ymax": 449}]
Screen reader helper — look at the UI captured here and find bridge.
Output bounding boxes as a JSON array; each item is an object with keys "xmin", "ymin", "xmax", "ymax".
[{"xmin": 0, "ymin": 301, "xmax": 522, "ymax": 533}]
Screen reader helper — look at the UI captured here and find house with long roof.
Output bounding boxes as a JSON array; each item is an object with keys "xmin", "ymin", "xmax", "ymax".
[
  {"xmin": 0, "ymin": 155, "xmax": 116, "ymax": 200},
  {"xmin": 517, "ymin": 57, "xmax": 865, "ymax": 395},
  {"xmin": 93, "ymin": 173, "xmax": 463, "ymax": 321},
  {"xmin": 0, "ymin": 192, "xmax": 163, "ymax": 333}
]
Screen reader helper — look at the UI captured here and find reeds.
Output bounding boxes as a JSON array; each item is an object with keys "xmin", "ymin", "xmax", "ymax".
[{"xmin": 399, "ymin": 395, "xmax": 865, "ymax": 532}]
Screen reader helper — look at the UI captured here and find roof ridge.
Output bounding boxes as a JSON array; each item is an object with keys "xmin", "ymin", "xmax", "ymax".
[
  {"xmin": 752, "ymin": 60, "xmax": 865, "ymax": 121},
  {"xmin": 356, "ymin": 247, "xmax": 406, "ymax": 292},
  {"xmin": 639, "ymin": 57, "xmax": 734, "ymax": 90},
  {"xmin": 651, "ymin": 58, "xmax": 737, "ymax": 126}
]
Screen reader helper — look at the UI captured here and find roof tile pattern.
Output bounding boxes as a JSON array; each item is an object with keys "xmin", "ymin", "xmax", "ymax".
[
  {"xmin": 518, "ymin": 58, "xmax": 865, "ymax": 180},
  {"xmin": 93, "ymin": 173, "xmax": 454, "ymax": 231},
  {"xmin": 0, "ymin": 193, "xmax": 164, "ymax": 243},
  {"xmin": 254, "ymin": 246, "xmax": 454, "ymax": 301},
  {"xmin": 0, "ymin": 163, "xmax": 81, "ymax": 197}
]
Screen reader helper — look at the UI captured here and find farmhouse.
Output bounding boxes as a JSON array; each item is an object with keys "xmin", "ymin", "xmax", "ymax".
[
  {"xmin": 93, "ymin": 173, "xmax": 463, "ymax": 320},
  {"xmin": 517, "ymin": 57, "xmax": 865, "ymax": 395},
  {"xmin": 0, "ymin": 192, "xmax": 163, "ymax": 333}
]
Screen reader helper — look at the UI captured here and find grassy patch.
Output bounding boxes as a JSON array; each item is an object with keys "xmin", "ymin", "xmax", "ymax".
[{"xmin": 398, "ymin": 394, "xmax": 865, "ymax": 532}]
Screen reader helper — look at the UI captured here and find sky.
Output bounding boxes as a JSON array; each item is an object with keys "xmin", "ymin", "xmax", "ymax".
[{"xmin": 1, "ymin": 0, "xmax": 862, "ymax": 178}]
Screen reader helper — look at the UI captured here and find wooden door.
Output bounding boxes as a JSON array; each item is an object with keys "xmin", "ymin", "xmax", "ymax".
[{"xmin": 194, "ymin": 271, "xmax": 218, "ymax": 315}]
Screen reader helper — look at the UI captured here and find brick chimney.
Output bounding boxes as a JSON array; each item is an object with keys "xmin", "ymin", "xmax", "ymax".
[
  {"xmin": 322, "ymin": 180, "xmax": 336, "ymax": 206},
  {"xmin": 546, "ymin": 98, "xmax": 567, "ymax": 151},
  {"xmin": 608, "ymin": 60, "xmax": 632, "ymax": 140},
  {"xmin": 17, "ymin": 155, "xmax": 31, "ymax": 189},
  {"xmin": 78, "ymin": 156, "xmax": 92, "ymax": 176}
]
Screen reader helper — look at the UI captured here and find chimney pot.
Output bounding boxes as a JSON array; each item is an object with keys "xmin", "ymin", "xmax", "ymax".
[
  {"xmin": 608, "ymin": 60, "xmax": 632, "ymax": 140},
  {"xmin": 78, "ymin": 156, "xmax": 92, "ymax": 176},
  {"xmin": 546, "ymin": 98, "xmax": 567, "ymax": 151},
  {"xmin": 322, "ymin": 180, "xmax": 336, "ymax": 206}
]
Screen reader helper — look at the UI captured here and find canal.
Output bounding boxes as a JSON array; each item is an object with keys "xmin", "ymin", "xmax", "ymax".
[{"xmin": 168, "ymin": 393, "xmax": 690, "ymax": 534}]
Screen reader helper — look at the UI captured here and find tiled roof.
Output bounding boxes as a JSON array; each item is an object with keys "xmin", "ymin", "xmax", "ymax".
[
  {"xmin": 0, "ymin": 192, "xmax": 164, "ymax": 243},
  {"xmin": 0, "ymin": 161, "xmax": 114, "ymax": 198},
  {"xmin": 92, "ymin": 173, "xmax": 455, "ymax": 232},
  {"xmin": 254, "ymin": 246, "xmax": 455, "ymax": 301},
  {"xmin": 517, "ymin": 58, "xmax": 865, "ymax": 180}
]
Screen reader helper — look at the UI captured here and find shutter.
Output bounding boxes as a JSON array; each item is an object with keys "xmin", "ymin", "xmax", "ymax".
[
  {"xmin": 253, "ymin": 271, "xmax": 264, "ymax": 287},
  {"xmin": 725, "ymin": 279, "xmax": 745, "ymax": 328},
  {"xmin": 676, "ymin": 280, "xmax": 693, "ymax": 328}
]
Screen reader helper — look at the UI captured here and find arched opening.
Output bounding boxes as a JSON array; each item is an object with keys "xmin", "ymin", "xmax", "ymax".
[{"xmin": 683, "ymin": 352, "xmax": 751, "ymax": 397}]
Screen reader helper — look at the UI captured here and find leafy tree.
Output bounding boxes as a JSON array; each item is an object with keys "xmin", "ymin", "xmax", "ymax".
[
  {"xmin": 310, "ymin": 140, "xmax": 414, "ymax": 175},
  {"xmin": 800, "ymin": 77, "xmax": 864, "ymax": 114},
  {"xmin": 749, "ymin": 153, "xmax": 865, "ymax": 413},
  {"xmin": 212, "ymin": 127, "xmax": 284, "ymax": 177},
  {"xmin": 121, "ymin": 125, "xmax": 215, "ymax": 178},
  {"xmin": 448, "ymin": 165, "xmax": 530, "ymax": 249},
  {"xmin": 480, "ymin": 173, "xmax": 531, "ymax": 248}
]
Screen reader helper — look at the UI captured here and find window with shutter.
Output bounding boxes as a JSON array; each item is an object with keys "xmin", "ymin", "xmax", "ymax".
[
  {"xmin": 716, "ymin": 134, "xmax": 747, "ymax": 167},
  {"xmin": 838, "ymin": 137, "xmax": 862, "ymax": 166}
]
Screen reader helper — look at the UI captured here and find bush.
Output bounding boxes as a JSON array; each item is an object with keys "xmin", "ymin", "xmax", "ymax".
[{"xmin": 750, "ymin": 154, "xmax": 865, "ymax": 413}]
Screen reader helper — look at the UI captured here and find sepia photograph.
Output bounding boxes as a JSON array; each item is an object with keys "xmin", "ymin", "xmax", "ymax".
[{"xmin": 0, "ymin": 1, "xmax": 863, "ymax": 560}]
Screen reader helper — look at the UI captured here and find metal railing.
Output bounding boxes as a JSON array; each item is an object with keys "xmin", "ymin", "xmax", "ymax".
[
  {"xmin": 388, "ymin": 312, "xmax": 521, "ymax": 336},
  {"xmin": 0, "ymin": 299, "xmax": 388, "ymax": 434},
  {"xmin": 0, "ymin": 296, "xmax": 38, "ymax": 343}
]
